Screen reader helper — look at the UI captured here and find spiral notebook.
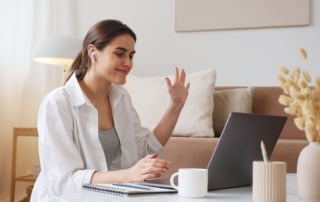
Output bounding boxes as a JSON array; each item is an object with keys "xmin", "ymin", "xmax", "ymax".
[{"xmin": 82, "ymin": 182, "xmax": 177, "ymax": 197}]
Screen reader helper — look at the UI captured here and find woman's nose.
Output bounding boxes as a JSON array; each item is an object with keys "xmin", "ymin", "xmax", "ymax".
[{"xmin": 123, "ymin": 56, "xmax": 133, "ymax": 67}]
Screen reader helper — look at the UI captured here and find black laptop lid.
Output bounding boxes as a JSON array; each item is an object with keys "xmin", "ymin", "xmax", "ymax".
[{"xmin": 207, "ymin": 112, "xmax": 287, "ymax": 191}]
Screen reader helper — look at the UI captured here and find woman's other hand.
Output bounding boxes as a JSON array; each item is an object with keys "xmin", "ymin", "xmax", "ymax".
[
  {"xmin": 126, "ymin": 154, "xmax": 170, "ymax": 182},
  {"xmin": 165, "ymin": 67, "xmax": 190, "ymax": 109}
]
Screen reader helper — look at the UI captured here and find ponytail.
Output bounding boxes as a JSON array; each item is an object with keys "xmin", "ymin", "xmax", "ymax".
[{"xmin": 64, "ymin": 50, "xmax": 90, "ymax": 84}]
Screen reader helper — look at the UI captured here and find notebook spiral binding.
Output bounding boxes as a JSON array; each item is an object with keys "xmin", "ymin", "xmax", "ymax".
[{"xmin": 82, "ymin": 183, "xmax": 128, "ymax": 197}]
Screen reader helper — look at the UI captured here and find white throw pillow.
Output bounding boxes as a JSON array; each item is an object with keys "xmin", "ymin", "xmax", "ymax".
[
  {"xmin": 212, "ymin": 87, "xmax": 254, "ymax": 137},
  {"xmin": 124, "ymin": 68, "xmax": 216, "ymax": 137}
]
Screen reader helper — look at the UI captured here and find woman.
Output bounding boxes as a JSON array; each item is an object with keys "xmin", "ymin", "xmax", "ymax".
[{"xmin": 31, "ymin": 19, "xmax": 189, "ymax": 201}]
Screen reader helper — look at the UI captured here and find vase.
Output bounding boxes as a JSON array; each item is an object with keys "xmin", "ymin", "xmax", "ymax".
[{"xmin": 297, "ymin": 142, "xmax": 320, "ymax": 202}]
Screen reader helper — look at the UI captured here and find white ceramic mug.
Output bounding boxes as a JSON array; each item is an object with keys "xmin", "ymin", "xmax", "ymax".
[
  {"xmin": 170, "ymin": 168, "xmax": 208, "ymax": 198},
  {"xmin": 252, "ymin": 161, "xmax": 287, "ymax": 202}
]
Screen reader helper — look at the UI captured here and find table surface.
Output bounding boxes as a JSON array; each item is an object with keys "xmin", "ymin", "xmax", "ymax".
[{"xmin": 62, "ymin": 174, "xmax": 300, "ymax": 202}]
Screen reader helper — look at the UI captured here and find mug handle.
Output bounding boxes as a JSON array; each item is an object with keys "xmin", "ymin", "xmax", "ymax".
[{"xmin": 170, "ymin": 172, "xmax": 179, "ymax": 190}]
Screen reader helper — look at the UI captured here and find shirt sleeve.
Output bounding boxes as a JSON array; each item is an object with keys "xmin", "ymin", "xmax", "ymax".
[
  {"xmin": 37, "ymin": 91, "xmax": 95, "ymax": 196},
  {"xmin": 127, "ymin": 95, "xmax": 164, "ymax": 158}
]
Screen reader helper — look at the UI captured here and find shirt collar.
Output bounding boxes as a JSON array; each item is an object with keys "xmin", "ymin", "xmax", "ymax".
[{"xmin": 64, "ymin": 73, "xmax": 89, "ymax": 107}]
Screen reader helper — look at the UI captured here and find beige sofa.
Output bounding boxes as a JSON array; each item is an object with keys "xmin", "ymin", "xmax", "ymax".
[{"xmin": 159, "ymin": 87, "xmax": 309, "ymax": 178}]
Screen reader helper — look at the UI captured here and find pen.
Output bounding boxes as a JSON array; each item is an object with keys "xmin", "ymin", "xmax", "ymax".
[
  {"xmin": 260, "ymin": 140, "xmax": 268, "ymax": 162},
  {"xmin": 112, "ymin": 183, "xmax": 151, "ymax": 190}
]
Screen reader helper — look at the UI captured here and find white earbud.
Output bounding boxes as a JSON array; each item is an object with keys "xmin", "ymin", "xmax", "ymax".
[{"xmin": 91, "ymin": 51, "xmax": 96, "ymax": 62}]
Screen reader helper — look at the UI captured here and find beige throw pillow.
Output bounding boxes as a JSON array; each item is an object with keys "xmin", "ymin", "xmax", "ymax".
[
  {"xmin": 212, "ymin": 87, "xmax": 254, "ymax": 137},
  {"xmin": 124, "ymin": 68, "xmax": 216, "ymax": 137}
]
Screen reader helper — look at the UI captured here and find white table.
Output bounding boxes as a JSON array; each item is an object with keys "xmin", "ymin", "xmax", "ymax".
[{"xmin": 62, "ymin": 174, "xmax": 300, "ymax": 202}]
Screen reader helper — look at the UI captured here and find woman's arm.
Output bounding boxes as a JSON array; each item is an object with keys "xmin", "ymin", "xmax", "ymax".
[
  {"xmin": 91, "ymin": 154, "xmax": 170, "ymax": 183},
  {"xmin": 153, "ymin": 67, "xmax": 190, "ymax": 145},
  {"xmin": 37, "ymin": 92, "xmax": 96, "ymax": 193}
]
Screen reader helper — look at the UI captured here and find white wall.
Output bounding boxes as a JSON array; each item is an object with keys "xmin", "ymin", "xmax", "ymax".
[
  {"xmin": 1, "ymin": 1, "xmax": 318, "ymax": 201},
  {"xmin": 75, "ymin": 0, "xmax": 320, "ymax": 86}
]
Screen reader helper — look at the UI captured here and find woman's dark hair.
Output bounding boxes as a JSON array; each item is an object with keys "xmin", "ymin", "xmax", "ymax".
[{"xmin": 65, "ymin": 19, "xmax": 136, "ymax": 83}]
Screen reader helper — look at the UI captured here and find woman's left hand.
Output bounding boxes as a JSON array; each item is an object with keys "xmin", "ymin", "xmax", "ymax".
[
  {"xmin": 153, "ymin": 67, "xmax": 190, "ymax": 145},
  {"xmin": 165, "ymin": 67, "xmax": 190, "ymax": 109}
]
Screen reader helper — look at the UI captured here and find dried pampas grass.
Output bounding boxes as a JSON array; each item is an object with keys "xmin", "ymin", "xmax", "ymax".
[{"xmin": 277, "ymin": 48, "xmax": 320, "ymax": 142}]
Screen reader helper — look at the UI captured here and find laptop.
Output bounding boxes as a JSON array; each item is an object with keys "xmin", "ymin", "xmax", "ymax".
[
  {"xmin": 207, "ymin": 112, "xmax": 287, "ymax": 190},
  {"xmin": 139, "ymin": 112, "xmax": 287, "ymax": 191}
]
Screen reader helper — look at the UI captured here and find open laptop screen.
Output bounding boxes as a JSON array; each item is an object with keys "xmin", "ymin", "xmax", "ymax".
[{"xmin": 207, "ymin": 112, "xmax": 287, "ymax": 190}]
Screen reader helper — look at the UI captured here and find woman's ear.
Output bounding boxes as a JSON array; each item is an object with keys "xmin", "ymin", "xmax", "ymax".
[
  {"xmin": 91, "ymin": 51, "xmax": 96, "ymax": 62},
  {"xmin": 87, "ymin": 44, "xmax": 97, "ymax": 63}
]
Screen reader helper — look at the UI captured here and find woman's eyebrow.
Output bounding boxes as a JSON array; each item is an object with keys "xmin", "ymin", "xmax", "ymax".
[{"xmin": 115, "ymin": 47, "xmax": 135, "ymax": 54}]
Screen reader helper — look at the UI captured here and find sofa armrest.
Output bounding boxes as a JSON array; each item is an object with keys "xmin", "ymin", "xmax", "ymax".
[
  {"xmin": 270, "ymin": 139, "xmax": 308, "ymax": 173},
  {"xmin": 159, "ymin": 136, "xmax": 308, "ymax": 179},
  {"xmin": 159, "ymin": 137, "xmax": 218, "ymax": 179}
]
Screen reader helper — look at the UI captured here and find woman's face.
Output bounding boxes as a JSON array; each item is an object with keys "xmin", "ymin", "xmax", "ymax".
[{"xmin": 92, "ymin": 34, "xmax": 136, "ymax": 85}]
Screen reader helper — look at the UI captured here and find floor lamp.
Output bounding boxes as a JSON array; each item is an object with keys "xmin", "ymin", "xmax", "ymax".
[{"xmin": 33, "ymin": 36, "xmax": 82, "ymax": 82}]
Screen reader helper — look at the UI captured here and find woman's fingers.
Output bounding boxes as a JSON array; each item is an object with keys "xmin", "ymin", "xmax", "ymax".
[
  {"xmin": 141, "ymin": 173, "xmax": 162, "ymax": 180},
  {"xmin": 175, "ymin": 68, "xmax": 190, "ymax": 90},
  {"xmin": 178, "ymin": 67, "xmax": 186, "ymax": 84},
  {"xmin": 175, "ymin": 67, "xmax": 179, "ymax": 82},
  {"xmin": 144, "ymin": 159, "xmax": 169, "ymax": 170},
  {"xmin": 147, "ymin": 153, "xmax": 157, "ymax": 158},
  {"xmin": 140, "ymin": 156, "xmax": 170, "ymax": 175},
  {"xmin": 165, "ymin": 77, "xmax": 172, "ymax": 88},
  {"xmin": 166, "ymin": 67, "xmax": 190, "ymax": 89}
]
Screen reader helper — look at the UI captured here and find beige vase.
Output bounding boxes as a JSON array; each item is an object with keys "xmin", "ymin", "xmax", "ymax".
[{"xmin": 297, "ymin": 142, "xmax": 320, "ymax": 202}]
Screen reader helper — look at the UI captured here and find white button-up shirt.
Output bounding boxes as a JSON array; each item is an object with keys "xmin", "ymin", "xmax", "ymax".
[{"xmin": 31, "ymin": 74, "xmax": 163, "ymax": 202}]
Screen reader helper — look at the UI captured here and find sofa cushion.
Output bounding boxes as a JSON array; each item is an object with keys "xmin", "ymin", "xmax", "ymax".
[
  {"xmin": 252, "ymin": 87, "xmax": 305, "ymax": 140},
  {"xmin": 124, "ymin": 68, "xmax": 216, "ymax": 137},
  {"xmin": 212, "ymin": 87, "xmax": 254, "ymax": 137}
]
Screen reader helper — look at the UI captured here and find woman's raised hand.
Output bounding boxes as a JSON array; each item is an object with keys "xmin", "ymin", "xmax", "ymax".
[{"xmin": 165, "ymin": 67, "xmax": 190, "ymax": 109}]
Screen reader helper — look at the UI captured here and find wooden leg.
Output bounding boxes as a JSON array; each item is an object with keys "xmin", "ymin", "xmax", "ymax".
[
  {"xmin": 10, "ymin": 132, "xmax": 18, "ymax": 202},
  {"xmin": 18, "ymin": 185, "xmax": 33, "ymax": 202}
]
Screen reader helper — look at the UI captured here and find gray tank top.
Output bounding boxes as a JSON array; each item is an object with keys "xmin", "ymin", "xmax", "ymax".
[{"xmin": 98, "ymin": 127, "xmax": 121, "ymax": 170}]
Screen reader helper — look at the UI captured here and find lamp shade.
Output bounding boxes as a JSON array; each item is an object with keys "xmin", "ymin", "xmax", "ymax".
[{"xmin": 33, "ymin": 36, "xmax": 82, "ymax": 68}]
